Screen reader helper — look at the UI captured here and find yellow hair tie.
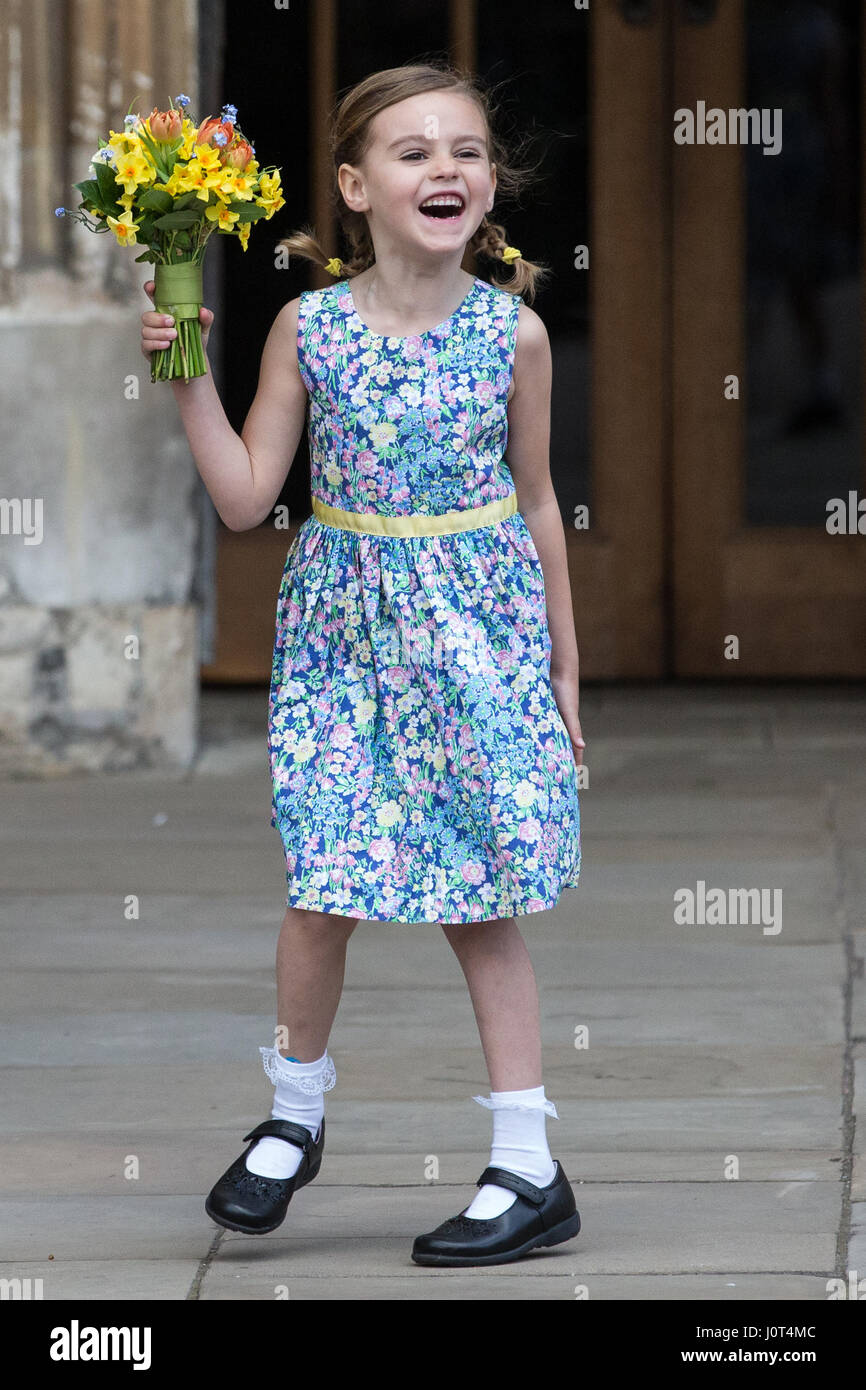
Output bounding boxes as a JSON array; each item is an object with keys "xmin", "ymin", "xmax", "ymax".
[
  {"xmin": 501, "ymin": 246, "xmax": 522, "ymax": 264},
  {"xmin": 324, "ymin": 257, "xmax": 343, "ymax": 276}
]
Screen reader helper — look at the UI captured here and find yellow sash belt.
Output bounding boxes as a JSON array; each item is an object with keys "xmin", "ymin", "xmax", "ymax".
[{"xmin": 311, "ymin": 491, "xmax": 517, "ymax": 537}]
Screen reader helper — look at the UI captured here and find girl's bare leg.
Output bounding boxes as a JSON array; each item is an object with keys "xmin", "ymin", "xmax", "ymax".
[
  {"xmin": 439, "ymin": 916, "xmax": 543, "ymax": 1090},
  {"xmin": 274, "ymin": 906, "xmax": 359, "ymax": 1060}
]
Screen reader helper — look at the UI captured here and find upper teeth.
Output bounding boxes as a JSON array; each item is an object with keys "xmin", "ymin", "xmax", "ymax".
[{"xmin": 420, "ymin": 196, "xmax": 463, "ymax": 209}]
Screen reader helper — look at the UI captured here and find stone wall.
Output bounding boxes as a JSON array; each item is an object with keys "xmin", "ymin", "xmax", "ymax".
[{"xmin": 0, "ymin": 0, "xmax": 212, "ymax": 775}]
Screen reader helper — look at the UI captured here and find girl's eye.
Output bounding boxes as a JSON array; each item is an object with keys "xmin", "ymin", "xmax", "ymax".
[{"xmin": 400, "ymin": 150, "xmax": 483, "ymax": 160}]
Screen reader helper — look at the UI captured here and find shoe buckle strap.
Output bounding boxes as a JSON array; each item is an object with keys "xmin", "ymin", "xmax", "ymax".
[
  {"xmin": 242, "ymin": 1119, "xmax": 315, "ymax": 1152},
  {"xmin": 476, "ymin": 1165, "xmax": 547, "ymax": 1207}
]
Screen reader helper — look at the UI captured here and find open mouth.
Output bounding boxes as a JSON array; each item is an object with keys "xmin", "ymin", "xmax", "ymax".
[{"xmin": 418, "ymin": 195, "xmax": 466, "ymax": 221}]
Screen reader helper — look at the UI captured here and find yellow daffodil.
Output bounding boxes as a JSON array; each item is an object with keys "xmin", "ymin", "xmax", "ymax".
[
  {"xmin": 259, "ymin": 171, "xmax": 280, "ymax": 198},
  {"xmin": 173, "ymin": 156, "xmax": 225, "ymax": 202},
  {"xmin": 163, "ymin": 170, "xmax": 188, "ymax": 197},
  {"xmin": 217, "ymin": 167, "xmax": 256, "ymax": 201},
  {"xmin": 256, "ymin": 194, "xmax": 281, "ymax": 219},
  {"xmin": 193, "ymin": 143, "xmax": 222, "ymax": 170},
  {"xmin": 204, "ymin": 201, "xmax": 240, "ymax": 230},
  {"xmin": 113, "ymin": 149, "xmax": 154, "ymax": 196},
  {"xmin": 177, "ymin": 122, "xmax": 201, "ymax": 160},
  {"xmin": 106, "ymin": 208, "xmax": 140, "ymax": 246},
  {"xmin": 237, "ymin": 222, "xmax": 251, "ymax": 252},
  {"xmin": 256, "ymin": 171, "xmax": 285, "ymax": 219},
  {"xmin": 163, "ymin": 163, "xmax": 191, "ymax": 192},
  {"xmin": 105, "ymin": 125, "xmax": 142, "ymax": 156}
]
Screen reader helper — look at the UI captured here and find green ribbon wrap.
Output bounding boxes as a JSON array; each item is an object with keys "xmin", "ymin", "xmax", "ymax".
[{"xmin": 154, "ymin": 262, "xmax": 203, "ymax": 321}]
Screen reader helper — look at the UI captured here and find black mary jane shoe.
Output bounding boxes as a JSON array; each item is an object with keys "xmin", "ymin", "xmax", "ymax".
[
  {"xmin": 411, "ymin": 1161, "xmax": 581, "ymax": 1267},
  {"xmin": 205, "ymin": 1117, "xmax": 325, "ymax": 1235}
]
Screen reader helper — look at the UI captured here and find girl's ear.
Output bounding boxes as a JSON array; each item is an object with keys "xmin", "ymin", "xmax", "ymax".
[{"xmin": 337, "ymin": 162, "xmax": 368, "ymax": 214}]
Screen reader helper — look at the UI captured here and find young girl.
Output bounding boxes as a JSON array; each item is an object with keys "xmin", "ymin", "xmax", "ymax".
[{"xmin": 141, "ymin": 61, "xmax": 584, "ymax": 1267}]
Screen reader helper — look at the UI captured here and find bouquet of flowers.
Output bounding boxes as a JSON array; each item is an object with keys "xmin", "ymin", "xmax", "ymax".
[{"xmin": 57, "ymin": 94, "xmax": 284, "ymax": 382}]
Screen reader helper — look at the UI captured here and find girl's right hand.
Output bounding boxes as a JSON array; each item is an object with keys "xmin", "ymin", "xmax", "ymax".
[{"xmin": 140, "ymin": 279, "xmax": 215, "ymax": 360}]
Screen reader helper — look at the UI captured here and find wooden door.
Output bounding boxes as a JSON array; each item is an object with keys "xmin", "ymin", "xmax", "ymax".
[
  {"xmin": 590, "ymin": 1, "xmax": 669, "ymax": 675},
  {"xmin": 672, "ymin": 0, "xmax": 866, "ymax": 675}
]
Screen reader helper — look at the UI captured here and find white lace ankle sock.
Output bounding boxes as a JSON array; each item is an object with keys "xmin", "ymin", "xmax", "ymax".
[
  {"xmin": 463, "ymin": 1085, "xmax": 559, "ymax": 1220},
  {"xmin": 244, "ymin": 1046, "xmax": 336, "ymax": 1179}
]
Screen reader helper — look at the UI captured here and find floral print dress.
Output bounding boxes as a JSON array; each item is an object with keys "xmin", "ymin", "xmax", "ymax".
[{"xmin": 268, "ymin": 274, "xmax": 581, "ymax": 924}]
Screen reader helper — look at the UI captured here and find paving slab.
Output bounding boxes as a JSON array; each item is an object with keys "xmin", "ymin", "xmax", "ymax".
[
  {"xmin": 0, "ymin": 1261, "xmax": 197, "ymax": 1300},
  {"xmin": 846, "ymin": 1202, "xmax": 866, "ymax": 1279}
]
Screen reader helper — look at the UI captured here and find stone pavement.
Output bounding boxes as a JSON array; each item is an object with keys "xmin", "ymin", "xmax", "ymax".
[{"xmin": 1, "ymin": 683, "xmax": 864, "ymax": 1301}]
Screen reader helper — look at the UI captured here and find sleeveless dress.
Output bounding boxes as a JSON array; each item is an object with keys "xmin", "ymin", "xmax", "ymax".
[{"xmin": 268, "ymin": 274, "xmax": 581, "ymax": 924}]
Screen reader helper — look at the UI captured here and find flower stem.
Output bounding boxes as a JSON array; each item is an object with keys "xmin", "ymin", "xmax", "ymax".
[{"xmin": 150, "ymin": 317, "xmax": 206, "ymax": 383}]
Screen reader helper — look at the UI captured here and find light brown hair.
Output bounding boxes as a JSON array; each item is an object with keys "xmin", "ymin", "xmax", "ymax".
[{"xmin": 276, "ymin": 59, "xmax": 550, "ymax": 302}]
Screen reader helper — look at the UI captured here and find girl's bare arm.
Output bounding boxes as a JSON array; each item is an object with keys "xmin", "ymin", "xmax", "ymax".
[
  {"xmin": 167, "ymin": 297, "xmax": 309, "ymax": 531},
  {"xmin": 505, "ymin": 302, "xmax": 585, "ymax": 766},
  {"xmin": 505, "ymin": 303, "xmax": 581, "ymax": 685}
]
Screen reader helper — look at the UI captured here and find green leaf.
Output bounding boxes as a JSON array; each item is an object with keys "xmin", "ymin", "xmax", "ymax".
[
  {"xmin": 94, "ymin": 159, "xmax": 122, "ymax": 208},
  {"xmin": 152, "ymin": 210, "xmax": 202, "ymax": 229},
  {"xmin": 133, "ymin": 248, "xmax": 156, "ymax": 263},
  {"xmin": 231, "ymin": 204, "xmax": 267, "ymax": 223},
  {"xmin": 172, "ymin": 191, "xmax": 203, "ymax": 211},
  {"xmin": 135, "ymin": 128, "xmax": 173, "ymax": 179},
  {"xmin": 73, "ymin": 178, "xmax": 102, "ymax": 206},
  {"xmin": 137, "ymin": 187, "xmax": 173, "ymax": 213}
]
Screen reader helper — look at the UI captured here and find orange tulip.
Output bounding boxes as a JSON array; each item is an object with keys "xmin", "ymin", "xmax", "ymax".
[
  {"xmin": 148, "ymin": 107, "xmax": 183, "ymax": 141},
  {"xmin": 196, "ymin": 115, "xmax": 234, "ymax": 150},
  {"xmin": 224, "ymin": 138, "xmax": 253, "ymax": 170}
]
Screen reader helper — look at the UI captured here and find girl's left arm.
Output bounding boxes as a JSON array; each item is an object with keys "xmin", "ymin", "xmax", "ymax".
[{"xmin": 505, "ymin": 303, "xmax": 585, "ymax": 768}]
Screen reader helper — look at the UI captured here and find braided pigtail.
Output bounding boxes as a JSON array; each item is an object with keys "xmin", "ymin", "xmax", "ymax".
[
  {"xmin": 469, "ymin": 217, "xmax": 550, "ymax": 303},
  {"xmin": 275, "ymin": 221, "xmax": 374, "ymax": 280},
  {"xmin": 328, "ymin": 209, "xmax": 375, "ymax": 279},
  {"xmin": 275, "ymin": 223, "xmax": 339, "ymax": 276}
]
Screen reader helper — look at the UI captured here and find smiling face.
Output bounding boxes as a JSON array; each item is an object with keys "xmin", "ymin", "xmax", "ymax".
[{"xmin": 337, "ymin": 90, "xmax": 497, "ymax": 264}]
